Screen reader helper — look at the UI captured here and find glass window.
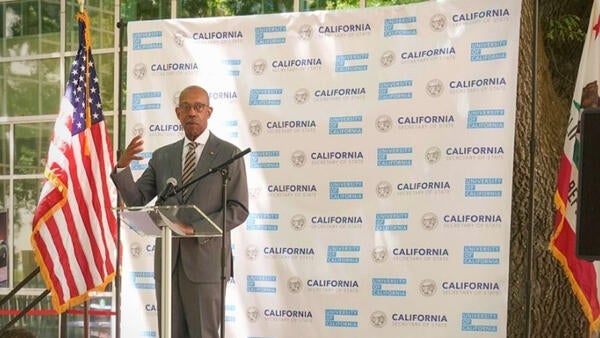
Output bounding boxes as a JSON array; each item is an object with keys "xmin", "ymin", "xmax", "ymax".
[
  {"xmin": 367, "ymin": 0, "xmax": 428, "ymax": 6},
  {"xmin": 13, "ymin": 178, "xmax": 45, "ymax": 288},
  {"xmin": 4, "ymin": 60, "xmax": 40, "ymax": 116},
  {"xmin": 66, "ymin": 1, "xmax": 115, "ymax": 51},
  {"xmin": 1, "ymin": 1, "xmax": 61, "ymax": 57},
  {"xmin": 0, "ymin": 180, "xmax": 8, "ymax": 289},
  {"xmin": 2, "ymin": 58, "xmax": 61, "ymax": 117},
  {"xmin": 95, "ymin": 53, "xmax": 115, "ymax": 112},
  {"xmin": 121, "ymin": 0, "xmax": 171, "ymax": 22},
  {"xmin": 178, "ymin": 1, "xmax": 221, "ymax": 17},
  {"xmin": 0, "ymin": 125, "xmax": 9, "ymax": 176},
  {"xmin": 0, "ymin": 295, "xmax": 57, "ymax": 335},
  {"xmin": 118, "ymin": 57, "xmax": 128, "ymax": 112},
  {"xmin": 301, "ymin": 0, "xmax": 359, "ymax": 11},
  {"xmin": 105, "ymin": 116, "xmax": 114, "ymax": 138},
  {"xmin": 14, "ymin": 123, "xmax": 52, "ymax": 175},
  {"xmin": 67, "ymin": 294, "xmax": 114, "ymax": 338},
  {"xmin": 179, "ymin": 0, "xmax": 294, "ymax": 17},
  {"xmin": 0, "ymin": 64, "xmax": 4, "ymax": 117},
  {"xmin": 0, "ymin": 180, "xmax": 7, "ymax": 218},
  {"xmin": 0, "ymin": 205, "xmax": 7, "ymax": 288},
  {"xmin": 40, "ymin": 58, "xmax": 62, "ymax": 113},
  {"xmin": 40, "ymin": 1, "xmax": 61, "ymax": 54}
]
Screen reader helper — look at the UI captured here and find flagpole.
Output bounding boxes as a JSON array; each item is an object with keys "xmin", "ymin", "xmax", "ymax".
[
  {"xmin": 115, "ymin": 16, "xmax": 128, "ymax": 338},
  {"xmin": 78, "ymin": 3, "xmax": 93, "ymax": 338}
]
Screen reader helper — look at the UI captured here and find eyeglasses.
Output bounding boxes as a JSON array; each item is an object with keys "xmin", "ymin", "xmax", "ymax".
[{"xmin": 178, "ymin": 102, "xmax": 208, "ymax": 112}]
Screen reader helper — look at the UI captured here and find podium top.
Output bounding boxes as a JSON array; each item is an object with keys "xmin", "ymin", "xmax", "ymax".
[{"xmin": 116, "ymin": 204, "xmax": 222, "ymax": 238}]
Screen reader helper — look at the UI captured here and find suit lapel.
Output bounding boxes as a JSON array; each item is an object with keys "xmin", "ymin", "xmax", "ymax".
[
  {"xmin": 172, "ymin": 139, "xmax": 185, "ymax": 184},
  {"xmin": 187, "ymin": 134, "xmax": 219, "ymax": 198}
]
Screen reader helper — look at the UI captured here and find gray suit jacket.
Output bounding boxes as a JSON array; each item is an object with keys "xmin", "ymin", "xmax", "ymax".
[{"xmin": 111, "ymin": 133, "xmax": 249, "ymax": 283}]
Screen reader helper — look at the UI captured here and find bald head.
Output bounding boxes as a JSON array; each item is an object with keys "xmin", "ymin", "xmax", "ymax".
[{"xmin": 176, "ymin": 85, "xmax": 213, "ymax": 140}]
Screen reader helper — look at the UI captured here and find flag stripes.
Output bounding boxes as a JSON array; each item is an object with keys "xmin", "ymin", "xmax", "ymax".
[{"xmin": 30, "ymin": 11, "xmax": 117, "ymax": 313}]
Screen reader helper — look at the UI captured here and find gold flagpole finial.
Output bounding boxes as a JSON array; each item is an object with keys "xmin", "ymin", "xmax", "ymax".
[{"xmin": 78, "ymin": 0, "xmax": 85, "ymax": 12}]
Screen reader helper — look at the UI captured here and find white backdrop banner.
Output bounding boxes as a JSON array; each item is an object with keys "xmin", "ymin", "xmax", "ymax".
[{"xmin": 121, "ymin": 0, "xmax": 522, "ymax": 337}]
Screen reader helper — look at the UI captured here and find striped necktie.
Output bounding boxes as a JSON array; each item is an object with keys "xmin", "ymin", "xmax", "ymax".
[{"xmin": 181, "ymin": 142, "xmax": 198, "ymax": 200}]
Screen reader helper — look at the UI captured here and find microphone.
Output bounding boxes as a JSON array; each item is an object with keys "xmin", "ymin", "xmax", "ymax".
[{"xmin": 156, "ymin": 177, "xmax": 177, "ymax": 205}]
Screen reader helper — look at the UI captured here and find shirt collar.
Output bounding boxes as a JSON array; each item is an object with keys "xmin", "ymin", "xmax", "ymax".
[{"xmin": 185, "ymin": 130, "xmax": 209, "ymax": 147}]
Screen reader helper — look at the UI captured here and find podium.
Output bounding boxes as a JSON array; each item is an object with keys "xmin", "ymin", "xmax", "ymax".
[
  {"xmin": 119, "ymin": 204, "xmax": 222, "ymax": 238},
  {"xmin": 117, "ymin": 205, "xmax": 222, "ymax": 338}
]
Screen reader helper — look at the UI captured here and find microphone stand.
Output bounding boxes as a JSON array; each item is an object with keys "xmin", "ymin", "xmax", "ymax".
[
  {"xmin": 114, "ymin": 17, "xmax": 127, "ymax": 338},
  {"xmin": 218, "ymin": 166, "xmax": 229, "ymax": 338},
  {"xmin": 166, "ymin": 148, "xmax": 251, "ymax": 199},
  {"xmin": 164, "ymin": 148, "xmax": 251, "ymax": 338},
  {"xmin": 154, "ymin": 193, "xmax": 173, "ymax": 338}
]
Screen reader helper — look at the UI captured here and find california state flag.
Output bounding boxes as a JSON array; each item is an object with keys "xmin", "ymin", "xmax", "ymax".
[{"xmin": 550, "ymin": 0, "xmax": 600, "ymax": 330}]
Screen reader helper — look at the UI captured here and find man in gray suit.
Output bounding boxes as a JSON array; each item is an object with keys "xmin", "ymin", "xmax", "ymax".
[{"xmin": 111, "ymin": 85, "xmax": 249, "ymax": 338}]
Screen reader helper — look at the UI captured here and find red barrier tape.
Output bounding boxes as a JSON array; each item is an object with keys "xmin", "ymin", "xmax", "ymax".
[{"xmin": 0, "ymin": 309, "xmax": 116, "ymax": 316}]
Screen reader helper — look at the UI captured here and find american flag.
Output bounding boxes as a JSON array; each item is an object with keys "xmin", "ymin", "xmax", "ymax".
[{"xmin": 30, "ymin": 11, "xmax": 117, "ymax": 313}]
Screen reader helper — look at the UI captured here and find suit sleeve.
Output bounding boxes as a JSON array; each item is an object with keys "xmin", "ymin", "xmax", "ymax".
[
  {"xmin": 197, "ymin": 147, "xmax": 249, "ymax": 232},
  {"xmin": 110, "ymin": 157, "xmax": 159, "ymax": 207}
]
